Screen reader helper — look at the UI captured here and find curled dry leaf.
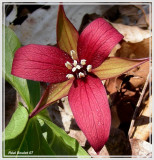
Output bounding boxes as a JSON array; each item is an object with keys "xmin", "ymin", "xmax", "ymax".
[
  {"xmin": 105, "ymin": 75, "xmax": 136, "ymax": 128},
  {"xmin": 105, "ymin": 77, "xmax": 122, "ymax": 129},
  {"xmin": 128, "ymin": 61, "xmax": 150, "ymax": 88},
  {"xmin": 105, "ymin": 77, "xmax": 123, "ymax": 95},
  {"xmin": 135, "ymin": 5, "xmax": 149, "ymax": 28},
  {"xmin": 119, "ymin": 4, "xmax": 150, "ymax": 28},
  {"xmin": 111, "ymin": 23, "xmax": 151, "ymax": 43},
  {"xmin": 130, "ymin": 138, "xmax": 152, "ymax": 157},
  {"xmin": 115, "ymin": 38, "xmax": 151, "ymax": 58},
  {"xmin": 118, "ymin": 5, "xmax": 140, "ymax": 26},
  {"xmin": 118, "ymin": 5, "xmax": 139, "ymax": 17},
  {"xmin": 129, "ymin": 95, "xmax": 152, "ymax": 141},
  {"xmin": 137, "ymin": 13, "xmax": 149, "ymax": 28}
]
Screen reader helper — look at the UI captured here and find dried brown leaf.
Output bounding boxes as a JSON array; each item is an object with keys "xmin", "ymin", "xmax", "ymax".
[
  {"xmin": 119, "ymin": 5, "xmax": 139, "ymax": 17},
  {"xmin": 137, "ymin": 14, "xmax": 149, "ymax": 28},
  {"xmin": 111, "ymin": 23, "xmax": 151, "ymax": 43},
  {"xmin": 129, "ymin": 96, "xmax": 152, "ymax": 140},
  {"xmin": 128, "ymin": 61, "xmax": 149, "ymax": 88},
  {"xmin": 88, "ymin": 146, "xmax": 110, "ymax": 157},
  {"xmin": 118, "ymin": 5, "xmax": 139, "ymax": 26},
  {"xmin": 109, "ymin": 44, "xmax": 121, "ymax": 57},
  {"xmin": 68, "ymin": 129, "xmax": 87, "ymax": 147},
  {"xmin": 130, "ymin": 138, "xmax": 152, "ymax": 157},
  {"xmin": 115, "ymin": 38, "xmax": 151, "ymax": 58},
  {"xmin": 105, "ymin": 78, "xmax": 123, "ymax": 95}
]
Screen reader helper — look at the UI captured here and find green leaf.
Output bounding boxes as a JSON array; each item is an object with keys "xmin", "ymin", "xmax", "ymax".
[
  {"xmin": 4, "ymin": 103, "xmax": 28, "ymax": 141},
  {"xmin": 37, "ymin": 115, "xmax": 89, "ymax": 156},
  {"xmin": 27, "ymin": 80, "xmax": 40, "ymax": 111},
  {"xmin": 4, "ymin": 105, "xmax": 89, "ymax": 157},
  {"xmin": 3, "ymin": 25, "xmax": 40, "ymax": 111},
  {"xmin": 5, "ymin": 118, "xmax": 55, "ymax": 156}
]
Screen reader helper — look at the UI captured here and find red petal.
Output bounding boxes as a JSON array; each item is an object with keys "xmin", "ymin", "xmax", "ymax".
[
  {"xmin": 68, "ymin": 75, "xmax": 111, "ymax": 152},
  {"xmin": 12, "ymin": 44, "xmax": 72, "ymax": 83},
  {"xmin": 77, "ymin": 18, "xmax": 123, "ymax": 68}
]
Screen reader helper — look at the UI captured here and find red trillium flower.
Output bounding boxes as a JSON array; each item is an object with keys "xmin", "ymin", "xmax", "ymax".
[{"xmin": 11, "ymin": 6, "xmax": 149, "ymax": 153}]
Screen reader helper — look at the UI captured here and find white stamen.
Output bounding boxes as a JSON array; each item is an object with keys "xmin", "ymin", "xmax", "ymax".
[
  {"xmin": 79, "ymin": 72, "xmax": 85, "ymax": 78},
  {"xmin": 72, "ymin": 67, "xmax": 77, "ymax": 72},
  {"xmin": 66, "ymin": 74, "xmax": 74, "ymax": 79},
  {"xmin": 80, "ymin": 59, "xmax": 86, "ymax": 65},
  {"xmin": 73, "ymin": 60, "xmax": 77, "ymax": 67},
  {"xmin": 76, "ymin": 65, "xmax": 81, "ymax": 70},
  {"xmin": 65, "ymin": 61, "xmax": 72, "ymax": 70},
  {"xmin": 70, "ymin": 50, "xmax": 77, "ymax": 60},
  {"xmin": 87, "ymin": 65, "xmax": 92, "ymax": 72}
]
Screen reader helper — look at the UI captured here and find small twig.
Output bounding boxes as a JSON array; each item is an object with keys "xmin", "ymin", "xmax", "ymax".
[{"xmin": 128, "ymin": 73, "xmax": 150, "ymax": 138}]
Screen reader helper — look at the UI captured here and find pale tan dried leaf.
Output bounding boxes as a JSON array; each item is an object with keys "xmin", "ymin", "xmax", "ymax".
[
  {"xmin": 48, "ymin": 102, "xmax": 73, "ymax": 132},
  {"xmin": 111, "ymin": 23, "xmax": 151, "ymax": 43},
  {"xmin": 115, "ymin": 38, "xmax": 151, "ymax": 58},
  {"xmin": 129, "ymin": 96, "xmax": 152, "ymax": 140},
  {"xmin": 61, "ymin": 97, "xmax": 73, "ymax": 116},
  {"xmin": 105, "ymin": 78, "xmax": 123, "ymax": 94},
  {"xmin": 87, "ymin": 147, "xmax": 97, "ymax": 156},
  {"xmin": 68, "ymin": 129, "xmax": 87, "ymax": 147},
  {"xmin": 130, "ymin": 138, "xmax": 152, "ymax": 157},
  {"xmin": 128, "ymin": 61, "xmax": 149, "ymax": 88},
  {"xmin": 88, "ymin": 146, "xmax": 110, "ymax": 157}
]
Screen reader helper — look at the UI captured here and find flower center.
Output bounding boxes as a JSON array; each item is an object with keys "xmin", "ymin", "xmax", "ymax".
[{"xmin": 65, "ymin": 50, "xmax": 92, "ymax": 79}]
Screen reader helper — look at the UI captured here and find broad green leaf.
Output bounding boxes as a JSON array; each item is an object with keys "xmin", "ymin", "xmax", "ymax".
[
  {"xmin": 3, "ymin": 26, "xmax": 40, "ymax": 111},
  {"xmin": 92, "ymin": 57, "xmax": 149, "ymax": 80},
  {"xmin": 4, "ymin": 103, "xmax": 28, "ymax": 141},
  {"xmin": 57, "ymin": 5, "xmax": 79, "ymax": 57},
  {"xmin": 37, "ymin": 114, "xmax": 89, "ymax": 156},
  {"xmin": 5, "ymin": 118, "xmax": 55, "ymax": 156},
  {"xmin": 4, "ymin": 105, "xmax": 89, "ymax": 157},
  {"xmin": 29, "ymin": 79, "xmax": 74, "ymax": 118}
]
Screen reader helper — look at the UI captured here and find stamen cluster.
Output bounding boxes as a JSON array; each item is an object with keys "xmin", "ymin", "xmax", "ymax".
[{"xmin": 65, "ymin": 50, "xmax": 92, "ymax": 79}]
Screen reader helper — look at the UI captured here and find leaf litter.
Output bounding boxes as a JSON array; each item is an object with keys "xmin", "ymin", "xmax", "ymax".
[{"xmin": 5, "ymin": 4, "xmax": 152, "ymax": 157}]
